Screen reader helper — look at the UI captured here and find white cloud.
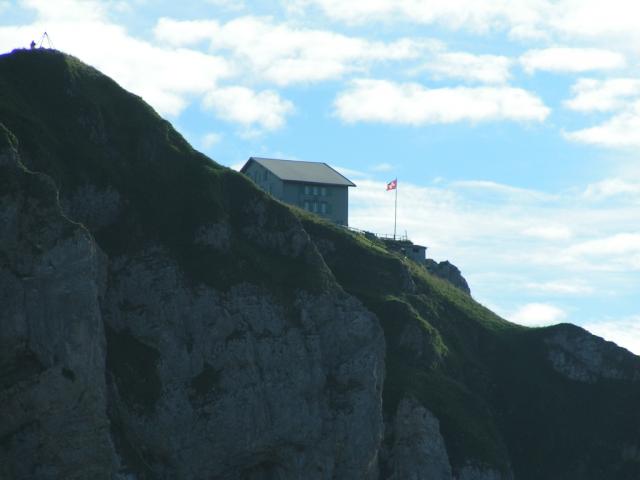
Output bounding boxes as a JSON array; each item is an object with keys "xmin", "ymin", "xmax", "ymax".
[
  {"xmin": 520, "ymin": 47, "xmax": 626, "ymax": 74},
  {"xmin": 565, "ymin": 78, "xmax": 640, "ymax": 113},
  {"xmin": 153, "ymin": 18, "xmax": 219, "ymax": 47},
  {"xmin": 522, "ymin": 225, "xmax": 573, "ymax": 241},
  {"xmin": 508, "ymin": 23, "xmax": 550, "ymax": 41},
  {"xmin": 525, "ymin": 280, "xmax": 593, "ymax": 295},
  {"xmin": 334, "ymin": 165, "xmax": 368, "ymax": 180},
  {"xmin": 22, "ymin": 0, "xmax": 107, "ymax": 22},
  {"xmin": 510, "ymin": 302, "xmax": 567, "ymax": 327},
  {"xmin": 565, "ymin": 102, "xmax": 640, "ymax": 148},
  {"xmin": 298, "ymin": 0, "xmax": 546, "ymax": 32},
  {"xmin": 553, "ymin": 233, "xmax": 640, "ymax": 272},
  {"xmin": 585, "ymin": 317, "xmax": 640, "ymax": 355},
  {"xmin": 202, "ymin": 86, "xmax": 294, "ymax": 131},
  {"xmin": 201, "ymin": 132, "xmax": 222, "ymax": 149},
  {"xmin": 204, "ymin": 0, "xmax": 246, "ymax": 11},
  {"xmin": 334, "ymin": 79, "xmax": 549, "ymax": 125},
  {"xmin": 155, "ymin": 16, "xmax": 431, "ymax": 85},
  {"xmin": 372, "ymin": 163, "xmax": 394, "ymax": 172},
  {"xmin": 549, "ymin": 1, "xmax": 640, "ymax": 45},
  {"xmin": 568, "ymin": 233, "xmax": 640, "ymax": 257},
  {"xmin": 300, "ymin": 0, "xmax": 640, "ymax": 51},
  {"xmin": 419, "ymin": 51, "xmax": 512, "ymax": 84},
  {"xmin": 583, "ymin": 178, "xmax": 640, "ymax": 199},
  {"xmin": 452, "ymin": 180, "xmax": 554, "ymax": 201}
]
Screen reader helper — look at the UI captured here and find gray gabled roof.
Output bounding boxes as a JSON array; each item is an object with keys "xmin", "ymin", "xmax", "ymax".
[{"xmin": 241, "ymin": 157, "xmax": 356, "ymax": 187}]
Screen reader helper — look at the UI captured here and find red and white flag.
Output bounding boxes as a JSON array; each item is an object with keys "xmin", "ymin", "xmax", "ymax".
[{"xmin": 386, "ymin": 178, "xmax": 397, "ymax": 191}]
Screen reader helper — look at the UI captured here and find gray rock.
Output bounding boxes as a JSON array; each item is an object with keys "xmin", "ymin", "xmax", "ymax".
[
  {"xmin": 544, "ymin": 324, "xmax": 640, "ymax": 383},
  {"xmin": 384, "ymin": 397, "xmax": 453, "ymax": 480},
  {"xmin": 424, "ymin": 259, "xmax": 471, "ymax": 295},
  {"xmin": 0, "ymin": 146, "xmax": 116, "ymax": 479},
  {"xmin": 194, "ymin": 222, "xmax": 232, "ymax": 252},
  {"xmin": 102, "ymin": 245, "xmax": 385, "ymax": 479},
  {"xmin": 60, "ymin": 183, "xmax": 122, "ymax": 231}
]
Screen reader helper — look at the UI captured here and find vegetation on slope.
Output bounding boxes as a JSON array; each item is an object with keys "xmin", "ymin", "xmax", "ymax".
[
  {"xmin": 300, "ymin": 215, "xmax": 640, "ymax": 478},
  {"xmin": 0, "ymin": 49, "xmax": 329, "ymax": 296}
]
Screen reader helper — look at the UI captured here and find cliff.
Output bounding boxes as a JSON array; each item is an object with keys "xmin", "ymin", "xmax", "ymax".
[{"xmin": 1, "ymin": 49, "xmax": 639, "ymax": 479}]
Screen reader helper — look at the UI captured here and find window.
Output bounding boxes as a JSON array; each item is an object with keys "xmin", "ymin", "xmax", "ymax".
[
  {"xmin": 320, "ymin": 202, "xmax": 327, "ymax": 214},
  {"xmin": 313, "ymin": 186, "xmax": 319, "ymax": 195},
  {"xmin": 304, "ymin": 201, "xmax": 310, "ymax": 211},
  {"xmin": 321, "ymin": 187, "xmax": 326, "ymax": 196},
  {"xmin": 313, "ymin": 202, "xmax": 318, "ymax": 213},
  {"xmin": 304, "ymin": 185, "xmax": 311, "ymax": 195}
]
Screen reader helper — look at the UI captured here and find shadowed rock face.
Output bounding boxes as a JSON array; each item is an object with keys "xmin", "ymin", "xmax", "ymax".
[
  {"xmin": 103, "ymin": 249, "xmax": 384, "ymax": 479},
  {"xmin": 2, "ymin": 49, "xmax": 640, "ymax": 480},
  {"xmin": 382, "ymin": 397, "xmax": 453, "ymax": 480},
  {"xmin": 0, "ymin": 144, "xmax": 114, "ymax": 479},
  {"xmin": 0, "ymin": 140, "xmax": 385, "ymax": 479}
]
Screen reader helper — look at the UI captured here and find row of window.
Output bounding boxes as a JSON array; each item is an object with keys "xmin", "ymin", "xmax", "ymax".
[
  {"xmin": 247, "ymin": 168, "xmax": 269, "ymax": 183},
  {"xmin": 303, "ymin": 185, "xmax": 328, "ymax": 197},
  {"xmin": 303, "ymin": 201, "xmax": 329, "ymax": 214}
]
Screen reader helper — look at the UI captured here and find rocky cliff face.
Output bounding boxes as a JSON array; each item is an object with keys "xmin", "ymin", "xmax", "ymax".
[
  {"xmin": 2, "ymin": 49, "xmax": 640, "ymax": 480},
  {"xmin": 0, "ymin": 136, "xmax": 114, "ymax": 479},
  {"xmin": 0, "ymin": 131, "xmax": 385, "ymax": 478},
  {"xmin": 103, "ymin": 248, "xmax": 384, "ymax": 479},
  {"xmin": 424, "ymin": 259, "xmax": 471, "ymax": 296}
]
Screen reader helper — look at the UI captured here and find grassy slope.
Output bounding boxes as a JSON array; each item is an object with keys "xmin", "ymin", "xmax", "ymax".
[
  {"xmin": 2, "ymin": 49, "xmax": 640, "ymax": 479},
  {"xmin": 0, "ymin": 49, "xmax": 329, "ymax": 296},
  {"xmin": 300, "ymin": 214, "xmax": 640, "ymax": 479}
]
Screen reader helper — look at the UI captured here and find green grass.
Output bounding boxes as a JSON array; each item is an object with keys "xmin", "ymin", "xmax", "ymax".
[
  {"xmin": 299, "ymin": 212, "xmax": 640, "ymax": 478},
  {"xmin": 0, "ymin": 49, "xmax": 330, "ymax": 299}
]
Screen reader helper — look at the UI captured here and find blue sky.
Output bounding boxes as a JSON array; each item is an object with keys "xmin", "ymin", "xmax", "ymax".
[{"xmin": 2, "ymin": 0, "xmax": 640, "ymax": 354}]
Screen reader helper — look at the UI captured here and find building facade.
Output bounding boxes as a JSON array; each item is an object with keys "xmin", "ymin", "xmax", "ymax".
[{"xmin": 240, "ymin": 157, "xmax": 355, "ymax": 226}]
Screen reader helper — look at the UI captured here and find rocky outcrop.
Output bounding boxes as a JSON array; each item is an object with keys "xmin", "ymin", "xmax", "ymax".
[
  {"xmin": 0, "ymin": 142, "xmax": 115, "ymax": 479},
  {"xmin": 383, "ymin": 397, "xmax": 453, "ymax": 480},
  {"xmin": 103, "ymin": 246, "xmax": 385, "ymax": 478},
  {"xmin": 544, "ymin": 324, "xmax": 640, "ymax": 383},
  {"xmin": 424, "ymin": 259, "xmax": 471, "ymax": 295}
]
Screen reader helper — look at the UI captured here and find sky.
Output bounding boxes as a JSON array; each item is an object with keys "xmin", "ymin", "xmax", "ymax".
[{"xmin": 1, "ymin": 0, "xmax": 639, "ymax": 354}]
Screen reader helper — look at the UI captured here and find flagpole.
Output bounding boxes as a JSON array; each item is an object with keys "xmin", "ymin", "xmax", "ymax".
[{"xmin": 393, "ymin": 178, "xmax": 397, "ymax": 240}]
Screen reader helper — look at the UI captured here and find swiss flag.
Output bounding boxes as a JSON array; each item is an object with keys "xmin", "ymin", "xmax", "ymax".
[{"xmin": 386, "ymin": 179, "xmax": 397, "ymax": 191}]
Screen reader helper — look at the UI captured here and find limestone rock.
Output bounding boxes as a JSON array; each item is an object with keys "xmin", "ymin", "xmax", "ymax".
[
  {"xmin": 544, "ymin": 324, "xmax": 640, "ymax": 383},
  {"xmin": 384, "ymin": 397, "xmax": 453, "ymax": 480},
  {"xmin": 424, "ymin": 259, "xmax": 471, "ymax": 295},
  {"xmin": 0, "ymin": 145, "xmax": 116, "ymax": 479},
  {"xmin": 103, "ymin": 246, "xmax": 385, "ymax": 478}
]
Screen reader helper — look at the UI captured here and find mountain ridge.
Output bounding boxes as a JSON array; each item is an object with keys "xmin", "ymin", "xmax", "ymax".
[{"xmin": 1, "ymin": 48, "xmax": 639, "ymax": 479}]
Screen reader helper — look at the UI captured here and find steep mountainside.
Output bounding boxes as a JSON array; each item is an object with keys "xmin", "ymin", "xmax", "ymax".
[{"xmin": 1, "ymin": 49, "xmax": 639, "ymax": 480}]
